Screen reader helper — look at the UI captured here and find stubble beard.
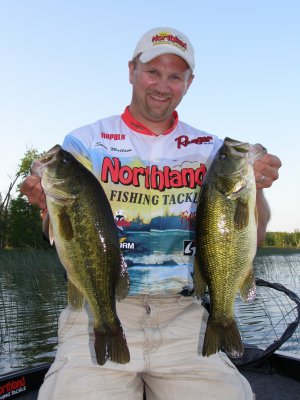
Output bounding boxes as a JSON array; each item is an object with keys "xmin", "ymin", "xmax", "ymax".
[{"xmin": 144, "ymin": 93, "xmax": 173, "ymax": 123}]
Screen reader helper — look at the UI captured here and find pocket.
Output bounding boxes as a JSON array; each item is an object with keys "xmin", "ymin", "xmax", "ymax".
[
  {"xmin": 58, "ymin": 306, "xmax": 85, "ymax": 338},
  {"xmin": 43, "ymin": 358, "xmax": 68, "ymax": 382},
  {"xmin": 218, "ymin": 351, "xmax": 239, "ymax": 370},
  {"xmin": 38, "ymin": 359, "xmax": 69, "ymax": 400}
]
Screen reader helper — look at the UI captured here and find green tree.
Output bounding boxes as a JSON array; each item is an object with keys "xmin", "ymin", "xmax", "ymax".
[
  {"xmin": 292, "ymin": 230, "xmax": 300, "ymax": 247},
  {"xmin": 263, "ymin": 231, "xmax": 276, "ymax": 246},
  {"xmin": 6, "ymin": 196, "xmax": 49, "ymax": 249},
  {"xmin": 0, "ymin": 148, "xmax": 44, "ymax": 248},
  {"xmin": 0, "ymin": 174, "xmax": 20, "ymax": 248},
  {"xmin": 262, "ymin": 231, "xmax": 300, "ymax": 248}
]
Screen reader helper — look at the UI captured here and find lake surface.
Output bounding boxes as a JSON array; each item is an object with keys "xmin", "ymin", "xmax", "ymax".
[
  {"xmin": 0, "ymin": 248, "xmax": 299, "ymax": 375},
  {"xmin": 235, "ymin": 248, "xmax": 300, "ymax": 354}
]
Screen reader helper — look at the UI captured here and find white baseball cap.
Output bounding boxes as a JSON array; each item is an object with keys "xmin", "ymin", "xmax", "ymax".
[{"xmin": 132, "ymin": 27, "xmax": 195, "ymax": 72}]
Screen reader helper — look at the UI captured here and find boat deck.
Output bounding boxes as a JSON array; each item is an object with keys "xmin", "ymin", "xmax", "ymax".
[
  {"xmin": 3, "ymin": 352, "xmax": 300, "ymax": 400},
  {"xmin": 242, "ymin": 369, "xmax": 299, "ymax": 399},
  {"xmin": 15, "ymin": 373, "xmax": 300, "ymax": 400}
]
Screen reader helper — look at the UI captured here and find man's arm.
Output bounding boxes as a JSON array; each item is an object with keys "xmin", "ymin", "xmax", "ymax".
[
  {"xmin": 256, "ymin": 189, "xmax": 271, "ymax": 246},
  {"xmin": 253, "ymin": 153, "xmax": 282, "ymax": 246}
]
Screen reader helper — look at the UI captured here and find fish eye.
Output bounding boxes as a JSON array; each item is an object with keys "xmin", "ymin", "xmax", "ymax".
[
  {"xmin": 60, "ymin": 155, "xmax": 70, "ymax": 165},
  {"xmin": 219, "ymin": 154, "xmax": 227, "ymax": 161}
]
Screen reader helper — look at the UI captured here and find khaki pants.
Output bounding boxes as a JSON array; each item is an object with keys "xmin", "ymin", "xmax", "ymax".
[{"xmin": 38, "ymin": 295, "xmax": 254, "ymax": 400}]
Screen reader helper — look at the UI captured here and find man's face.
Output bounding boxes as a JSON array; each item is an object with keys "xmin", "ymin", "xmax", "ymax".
[{"xmin": 128, "ymin": 54, "xmax": 194, "ymax": 125}]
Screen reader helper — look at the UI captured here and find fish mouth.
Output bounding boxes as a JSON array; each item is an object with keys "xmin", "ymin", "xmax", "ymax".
[
  {"xmin": 224, "ymin": 137, "xmax": 267, "ymax": 164},
  {"xmin": 219, "ymin": 138, "xmax": 251, "ymax": 179},
  {"xmin": 31, "ymin": 145, "xmax": 77, "ymax": 203},
  {"xmin": 30, "ymin": 145, "xmax": 61, "ymax": 178},
  {"xmin": 224, "ymin": 137, "xmax": 250, "ymax": 156},
  {"xmin": 249, "ymin": 143, "xmax": 267, "ymax": 164}
]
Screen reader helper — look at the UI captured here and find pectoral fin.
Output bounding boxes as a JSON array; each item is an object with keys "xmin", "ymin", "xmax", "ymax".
[
  {"xmin": 42, "ymin": 213, "xmax": 53, "ymax": 244},
  {"xmin": 48, "ymin": 219, "xmax": 55, "ymax": 245},
  {"xmin": 239, "ymin": 267, "xmax": 256, "ymax": 302},
  {"xmin": 67, "ymin": 279, "xmax": 85, "ymax": 309},
  {"xmin": 193, "ymin": 257, "xmax": 207, "ymax": 297},
  {"xmin": 58, "ymin": 207, "xmax": 74, "ymax": 241},
  {"xmin": 234, "ymin": 198, "xmax": 249, "ymax": 230},
  {"xmin": 116, "ymin": 255, "xmax": 130, "ymax": 300}
]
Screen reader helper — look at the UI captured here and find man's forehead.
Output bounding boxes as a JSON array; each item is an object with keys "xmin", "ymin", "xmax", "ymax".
[{"xmin": 137, "ymin": 53, "xmax": 191, "ymax": 71}]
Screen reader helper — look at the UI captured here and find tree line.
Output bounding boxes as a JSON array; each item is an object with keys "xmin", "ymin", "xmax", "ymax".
[
  {"xmin": 0, "ymin": 148, "xmax": 299, "ymax": 250},
  {"xmin": 0, "ymin": 148, "xmax": 50, "ymax": 249},
  {"xmin": 263, "ymin": 231, "xmax": 300, "ymax": 248}
]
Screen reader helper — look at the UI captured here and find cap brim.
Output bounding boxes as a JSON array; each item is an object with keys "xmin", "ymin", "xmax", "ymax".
[{"xmin": 139, "ymin": 46, "xmax": 194, "ymax": 71}]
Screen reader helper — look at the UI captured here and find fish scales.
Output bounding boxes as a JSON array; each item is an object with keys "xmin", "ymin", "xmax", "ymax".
[
  {"xmin": 54, "ymin": 186, "xmax": 118, "ymax": 329},
  {"xmin": 31, "ymin": 145, "xmax": 130, "ymax": 365},
  {"xmin": 194, "ymin": 137, "xmax": 266, "ymax": 358}
]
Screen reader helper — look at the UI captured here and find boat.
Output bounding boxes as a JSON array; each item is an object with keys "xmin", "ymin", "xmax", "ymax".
[
  {"xmin": 1, "ymin": 278, "xmax": 299, "ymax": 399},
  {"xmin": 0, "ymin": 350, "xmax": 299, "ymax": 400},
  {"xmin": 240, "ymin": 349, "xmax": 300, "ymax": 399},
  {"xmin": 0, "ymin": 363, "xmax": 49, "ymax": 400}
]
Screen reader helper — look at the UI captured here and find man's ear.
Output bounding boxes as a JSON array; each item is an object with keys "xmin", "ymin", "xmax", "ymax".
[
  {"xmin": 185, "ymin": 73, "xmax": 194, "ymax": 95},
  {"xmin": 128, "ymin": 60, "xmax": 135, "ymax": 84}
]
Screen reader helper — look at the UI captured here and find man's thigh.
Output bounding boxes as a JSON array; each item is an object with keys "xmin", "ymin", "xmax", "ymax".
[
  {"xmin": 38, "ymin": 357, "xmax": 144, "ymax": 400},
  {"xmin": 144, "ymin": 358, "xmax": 254, "ymax": 400},
  {"xmin": 142, "ymin": 297, "xmax": 254, "ymax": 400},
  {"xmin": 37, "ymin": 304, "xmax": 145, "ymax": 400}
]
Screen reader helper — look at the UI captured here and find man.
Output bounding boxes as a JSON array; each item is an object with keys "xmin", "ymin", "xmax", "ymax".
[{"xmin": 21, "ymin": 27, "xmax": 281, "ymax": 399}]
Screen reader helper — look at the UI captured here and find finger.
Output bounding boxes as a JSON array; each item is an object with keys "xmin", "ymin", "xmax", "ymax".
[
  {"xmin": 20, "ymin": 176, "xmax": 46, "ymax": 209},
  {"xmin": 38, "ymin": 192, "xmax": 47, "ymax": 210},
  {"xmin": 259, "ymin": 153, "xmax": 282, "ymax": 169},
  {"xmin": 254, "ymin": 154, "xmax": 281, "ymax": 183},
  {"xmin": 20, "ymin": 175, "xmax": 40, "ymax": 195},
  {"xmin": 254, "ymin": 160, "xmax": 279, "ymax": 182},
  {"xmin": 255, "ymin": 173, "xmax": 271, "ymax": 190}
]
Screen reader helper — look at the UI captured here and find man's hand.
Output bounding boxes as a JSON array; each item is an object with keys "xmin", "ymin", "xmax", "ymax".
[
  {"xmin": 20, "ymin": 175, "xmax": 47, "ymax": 211},
  {"xmin": 253, "ymin": 153, "xmax": 282, "ymax": 190}
]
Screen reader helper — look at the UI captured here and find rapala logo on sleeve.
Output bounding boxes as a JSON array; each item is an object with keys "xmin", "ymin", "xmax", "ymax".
[
  {"xmin": 0, "ymin": 376, "xmax": 26, "ymax": 399},
  {"xmin": 101, "ymin": 132, "xmax": 126, "ymax": 140},
  {"xmin": 175, "ymin": 135, "xmax": 213, "ymax": 149},
  {"xmin": 102, "ymin": 157, "xmax": 207, "ymax": 190}
]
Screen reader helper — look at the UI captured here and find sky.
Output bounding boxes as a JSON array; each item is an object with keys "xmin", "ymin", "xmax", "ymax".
[{"xmin": 0, "ymin": 0, "xmax": 299, "ymax": 232}]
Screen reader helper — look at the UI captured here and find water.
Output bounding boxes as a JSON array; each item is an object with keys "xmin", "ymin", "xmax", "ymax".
[
  {"xmin": 235, "ymin": 248, "xmax": 300, "ymax": 354},
  {"xmin": 0, "ymin": 249, "xmax": 67, "ymax": 374},
  {"xmin": 0, "ymin": 248, "xmax": 299, "ymax": 375}
]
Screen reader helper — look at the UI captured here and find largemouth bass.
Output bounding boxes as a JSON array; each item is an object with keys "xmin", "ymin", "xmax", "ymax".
[
  {"xmin": 194, "ymin": 137, "xmax": 267, "ymax": 358},
  {"xmin": 31, "ymin": 145, "xmax": 130, "ymax": 365}
]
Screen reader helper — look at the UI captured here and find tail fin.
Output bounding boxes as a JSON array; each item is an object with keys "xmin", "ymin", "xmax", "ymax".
[
  {"xmin": 202, "ymin": 317, "xmax": 243, "ymax": 358},
  {"xmin": 94, "ymin": 322, "xmax": 130, "ymax": 366}
]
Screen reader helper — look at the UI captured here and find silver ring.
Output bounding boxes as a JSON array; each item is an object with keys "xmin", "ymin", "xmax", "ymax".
[{"xmin": 257, "ymin": 174, "xmax": 265, "ymax": 184}]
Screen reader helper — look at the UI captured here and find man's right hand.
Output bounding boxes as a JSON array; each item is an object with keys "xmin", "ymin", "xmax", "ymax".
[{"xmin": 20, "ymin": 175, "xmax": 47, "ymax": 210}]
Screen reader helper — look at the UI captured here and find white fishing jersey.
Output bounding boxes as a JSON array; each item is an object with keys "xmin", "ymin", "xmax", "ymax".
[{"xmin": 63, "ymin": 107, "xmax": 223, "ymax": 296}]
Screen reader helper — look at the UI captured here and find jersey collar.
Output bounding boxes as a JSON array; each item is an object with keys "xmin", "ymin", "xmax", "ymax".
[{"xmin": 121, "ymin": 106, "xmax": 178, "ymax": 136}]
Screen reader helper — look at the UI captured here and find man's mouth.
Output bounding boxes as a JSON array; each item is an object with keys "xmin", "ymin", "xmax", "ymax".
[{"xmin": 148, "ymin": 92, "xmax": 171, "ymax": 102}]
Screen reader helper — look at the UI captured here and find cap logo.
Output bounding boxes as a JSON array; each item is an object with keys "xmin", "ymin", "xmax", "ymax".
[{"xmin": 152, "ymin": 32, "xmax": 187, "ymax": 53}]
